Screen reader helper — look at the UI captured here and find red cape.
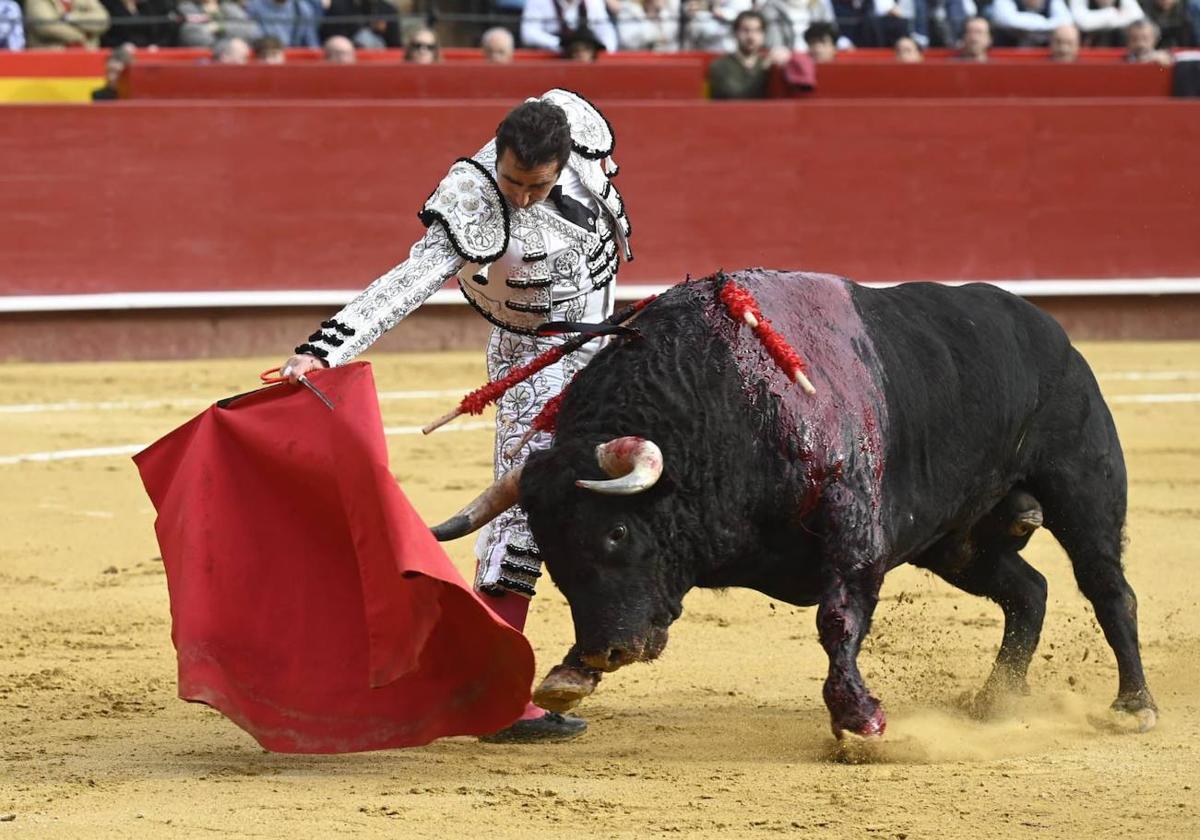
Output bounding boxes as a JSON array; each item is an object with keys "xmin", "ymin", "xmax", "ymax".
[{"xmin": 133, "ymin": 363, "xmax": 533, "ymax": 753}]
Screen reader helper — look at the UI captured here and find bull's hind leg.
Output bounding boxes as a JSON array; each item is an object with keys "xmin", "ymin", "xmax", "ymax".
[
  {"xmin": 1029, "ymin": 370, "xmax": 1157, "ymax": 730},
  {"xmin": 913, "ymin": 546, "xmax": 1048, "ymax": 714},
  {"xmin": 1035, "ymin": 473, "xmax": 1157, "ymax": 730}
]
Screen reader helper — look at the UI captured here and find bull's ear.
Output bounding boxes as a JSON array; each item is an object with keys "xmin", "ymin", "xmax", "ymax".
[{"xmin": 428, "ymin": 466, "xmax": 523, "ymax": 541}]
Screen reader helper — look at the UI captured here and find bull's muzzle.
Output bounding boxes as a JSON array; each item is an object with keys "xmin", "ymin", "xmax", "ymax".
[{"xmin": 578, "ymin": 626, "xmax": 670, "ymax": 672}]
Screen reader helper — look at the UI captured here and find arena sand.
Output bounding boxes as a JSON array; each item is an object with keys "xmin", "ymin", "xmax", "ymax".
[{"xmin": 1, "ymin": 343, "xmax": 1198, "ymax": 839}]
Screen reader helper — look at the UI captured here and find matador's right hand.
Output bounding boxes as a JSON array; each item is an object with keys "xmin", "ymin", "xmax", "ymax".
[{"xmin": 280, "ymin": 354, "xmax": 328, "ymax": 384}]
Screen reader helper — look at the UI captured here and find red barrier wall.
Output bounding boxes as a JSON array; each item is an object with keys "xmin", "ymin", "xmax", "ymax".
[
  {"xmin": 2, "ymin": 99, "xmax": 1199, "ymax": 299},
  {"xmin": 123, "ymin": 61, "xmax": 707, "ymax": 100},
  {"xmin": 802, "ymin": 62, "xmax": 1174, "ymax": 98}
]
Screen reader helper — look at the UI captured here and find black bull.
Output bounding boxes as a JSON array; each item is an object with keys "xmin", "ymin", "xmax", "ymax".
[{"xmin": 433, "ymin": 270, "xmax": 1157, "ymax": 739}]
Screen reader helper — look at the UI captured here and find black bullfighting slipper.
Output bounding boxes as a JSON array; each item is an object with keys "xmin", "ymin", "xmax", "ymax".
[{"xmin": 479, "ymin": 712, "xmax": 587, "ymax": 744}]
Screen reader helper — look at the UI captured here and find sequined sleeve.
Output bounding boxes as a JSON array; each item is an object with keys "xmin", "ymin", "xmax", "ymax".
[{"xmin": 293, "ymin": 224, "xmax": 465, "ymax": 367}]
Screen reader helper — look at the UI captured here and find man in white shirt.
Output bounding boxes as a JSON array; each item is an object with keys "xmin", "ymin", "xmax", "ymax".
[
  {"xmin": 521, "ymin": 0, "xmax": 619, "ymax": 52},
  {"xmin": 990, "ymin": 0, "xmax": 1074, "ymax": 45},
  {"xmin": 280, "ymin": 91, "xmax": 633, "ymax": 744}
]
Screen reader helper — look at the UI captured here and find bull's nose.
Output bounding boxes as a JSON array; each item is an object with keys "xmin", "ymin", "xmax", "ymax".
[{"xmin": 580, "ymin": 647, "xmax": 637, "ymax": 672}]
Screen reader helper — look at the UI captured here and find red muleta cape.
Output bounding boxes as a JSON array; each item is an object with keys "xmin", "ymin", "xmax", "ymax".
[{"xmin": 133, "ymin": 363, "xmax": 534, "ymax": 753}]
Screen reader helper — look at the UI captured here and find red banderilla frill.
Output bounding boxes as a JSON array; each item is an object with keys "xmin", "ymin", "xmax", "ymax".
[
  {"xmin": 422, "ymin": 295, "xmax": 657, "ymax": 436},
  {"xmin": 718, "ymin": 281, "xmax": 816, "ymax": 395}
]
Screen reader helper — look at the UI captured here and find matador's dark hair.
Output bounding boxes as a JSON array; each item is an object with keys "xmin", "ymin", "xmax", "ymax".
[{"xmin": 495, "ymin": 100, "xmax": 572, "ymax": 172}]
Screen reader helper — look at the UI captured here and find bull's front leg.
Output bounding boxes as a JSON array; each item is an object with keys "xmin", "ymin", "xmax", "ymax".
[{"xmin": 816, "ymin": 567, "xmax": 886, "ymax": 739}]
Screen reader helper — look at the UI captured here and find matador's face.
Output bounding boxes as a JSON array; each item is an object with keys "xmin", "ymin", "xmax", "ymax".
[{"xmin": 496, "ymin": 149, "xmax": 562, "ymax": 210}]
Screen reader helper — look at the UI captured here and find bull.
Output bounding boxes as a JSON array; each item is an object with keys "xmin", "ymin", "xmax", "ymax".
[{"xmin": 433, "ymin": 270, "xmax": 1157, "ymax": 740}]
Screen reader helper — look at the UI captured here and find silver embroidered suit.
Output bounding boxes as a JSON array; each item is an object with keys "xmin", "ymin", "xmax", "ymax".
[{"xmin": 295, "ymin": 89, "xmax": 633, "ymax": 599}]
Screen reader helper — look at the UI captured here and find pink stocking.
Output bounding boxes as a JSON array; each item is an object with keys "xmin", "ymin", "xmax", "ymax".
[{"xmin": 478, "ymin": 591, "xmax": 546, "ymax": 721}]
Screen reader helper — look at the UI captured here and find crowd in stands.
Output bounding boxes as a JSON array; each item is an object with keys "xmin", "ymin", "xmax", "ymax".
[{"xmin": 1, "ymin": 0, "xmax": 1196, "ymax": 99}]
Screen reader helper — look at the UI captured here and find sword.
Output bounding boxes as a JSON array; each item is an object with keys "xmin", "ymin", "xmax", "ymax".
[{"xmin": 259, "ymin": 367, "xmax": 336, "ymax": 411}]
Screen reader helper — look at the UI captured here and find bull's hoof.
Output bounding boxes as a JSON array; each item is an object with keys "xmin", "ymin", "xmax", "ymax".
[
  {"xmin": 1089, "ymin": 693, "xmax": 1158, "ymax": 734},
  {"xmin": 963, "ymin": 677, "xmax": 1030, "ymax": 720},
  {"xmin": 831, "ymin": 705, "xmax": 886, "ymax": 744},
  {"xmin": 479, "ymin": 712, "xmax": 588, "ymax": 744},
  {"xmin": 533, "ymin": 665, "xmax": 601, "ymax": 714},
  {"xmin": 832, "ymin": 729, "xmax": 886, "ymax": 764}
]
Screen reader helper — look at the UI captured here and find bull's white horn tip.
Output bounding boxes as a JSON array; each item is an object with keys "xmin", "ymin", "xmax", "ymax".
[{"xmin": 743, "ymin": 312, "xmax": 759, "ymax": 329}]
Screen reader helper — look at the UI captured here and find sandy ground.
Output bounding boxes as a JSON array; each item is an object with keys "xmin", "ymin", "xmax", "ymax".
[{"xmin": 2, "ymin": 343, "xmax": 1199, "ymax": 839}]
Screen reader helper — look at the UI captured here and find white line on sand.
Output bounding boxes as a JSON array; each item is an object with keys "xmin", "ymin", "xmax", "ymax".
[
  {"xmin": 0, "ymin": 420, "xmax": 493, "ymax": 466},
  {"xmin": 0, "ymin": 389, "xmax": 466, "ymax": 415}
]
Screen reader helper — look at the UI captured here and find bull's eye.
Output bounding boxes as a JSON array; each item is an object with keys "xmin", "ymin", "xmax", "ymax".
[{"xmin": 606, "ymin": 524, "xmax": 628, "ymax": 545}]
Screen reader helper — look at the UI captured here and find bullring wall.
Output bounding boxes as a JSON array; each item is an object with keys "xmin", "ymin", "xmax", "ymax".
[{"xmin": 2, "ymin": 97, "xmax": 1198, "ymax": 359}]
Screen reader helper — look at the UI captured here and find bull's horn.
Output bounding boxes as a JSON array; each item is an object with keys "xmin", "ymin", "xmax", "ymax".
[
  {"xmin": 430, "ymin": 466, "xmax": 523, "ymax": 541},
  {"xmin": 575, "ymin": 437, "xmax": 663, "ymax": 495}
]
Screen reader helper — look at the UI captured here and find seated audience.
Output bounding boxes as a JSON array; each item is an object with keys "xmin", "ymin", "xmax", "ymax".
[
  {"xmin": 758, "ymin": 0, "xmax": 835, "ymax": 51},
  {"xmin": 212, "ymin": 33, "xmax": 251, "ymax": 61},
  {"xmin": 708, "ymin": 9, "xmax": 788, "ymax": 98},
  {"xmin": 480, "ymin": 25, "xmax": 515, "ymax": 61},
  {"xmin": 246, "ymin": 0, "xmax": 322, "ymax": 47},
  {"xmin": 1070, "ymin": 0, "xmax": 1144, "ymax": 45},
  {"xmin": 894, "ymin": 33, "xmax": 924, "ymax": 58},
  {"xmin": 522, "ymin": 0, "xmax": 618, "ymax": 52},
  {"xmin": 990, "ymin": 0, "xmax": 1074, "ymax": 45},
  {"xmin": 179, "ymin": 0, "xmax": 262, "ymax": 48},
  {"xmin": 832, "ymin": 0, "xmax": 915, "ymax": 46},
  {"xmin": 25, "ymin": 0, "xmax": 110, "ymax": 47},
  {"xmin": 957, "ymin": 13, "xmax": 992, "ymax": 58},
  {"xmin": 616, "ymin": 0, "xmax": 680, "ymax": 51},
  {"xmin": 100, "ymin": 0, "xmax": 176, "ymax": 47},
  {"xmin": 1124, "ymin": 15, "xmax": 1175, "ymax": 57},
  {"xmin": 1, "ymin": 0, "xmax": 24, "ymax": 50},
  {"xmin": 403, "ymin": 26, "xmax": 440, "ymax": 62},
  {"xmin": 252, "ymin": 33, "xmax": 284, "ymax": 60},
  {"xmin": 1050, "ymin": 20, "xmax": 1081, "ymax": 56},
  {"xmin": 683, "ymin": 0, "xmax": 753, "ymax": 52},
  {"xmin": 322, "ymin": 32, "xmax": 354, "ymax": 61},
  {"xmin": 320, "ymin": 0, "xmax": 400, "ymax": 49},
  {"xmin": 92, "ymin": 43, "xmax": 132, "ymax": 99},
  {"xmin": 561, "ymin": 23, "xmax": 606, "ymax": 58},
  {"xmin": 803, "ymin": 20, "xmax": 838, "ymax": 59},
  {"xmin": 1139, "ymin": 0, "xmax": 1199, "ymax": 46}
]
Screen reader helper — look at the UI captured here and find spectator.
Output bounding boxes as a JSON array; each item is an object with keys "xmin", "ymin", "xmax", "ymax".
[
  {"xmin": 1139, "ymin": 0, "xmax": 1199, "ymax": 46},
  {"xmin": 212, "ymin": 33, "xmax": 251, "ymax": 61},
  {"xmin": 561, "ymin": 23, "xmax": 606, "ymax": 58},
  {"xmin": 252, "ymin": 32, "xmax": 284, "ymax": 60},
  {"xmin": 25, "ymin": 0, "xmax": 111, "ymax": 47},
  {"xmin": 957, "ymin": 13, "xmax": 991, "ymax": 58},
  {"xmin": 1070, "ymin": 0, "xmax": 1144, "ymax": 45},
  {"xmin": 832, "ymin": 0, "xmax": 916, "ymax": 46},
  {"xmin": 708, "ymin": 9, "xmax": 788, "ymax": 98},
  {"xmin": 616, "ymin": 0, "xmax": 680, "ymax": 51},
  {"xmin": 522, "ymin": 0, "xmax": 619, "ymax": 53},
  {"xmin": 991, "ymin": 0, "xmax": 1074, "ymax": 46},
  {"xmin": 179, "ymin": 0, "xmax": 262, "ymax": 47},
  {"xmin": 803, "ymin": 19, "xmax": 838, "ymax": 58},
  {"xmin": 480, "ymin": 26, "xmax": 515, "ymax": 61},
  {"xmin": 92, "ymin": 42, "xmax": 132, "ymax": 99},
  {"xmin": 1049, "ymin": 20, "xmax": 1081, "ymax": 55},
  {"xmin": 683, "ymin": 0, "xmax": 753, "ymax": 52},
  {"xmin": 320, "ymin": 0, "xmax": 400, "ymax": 49},
  {"xmin": 894, "ymin": 32, "xmax": 924, "ymax": 57},
  {"xmin": 100, "ymin": 0, "xmax": 175, "ymax": 47},
  {"xmin": 322, "ymin": 32, "xmax": 354, "ymax": 61},
  {"xmin": 1, "ymin": 0, "xmax": 24, "ymax": 50},
  {"xmin": 757, "ymin": 0, "xmax": 834, "ymax": 51},
  {"xmin": 246, "ymin": 0, "xmax": 322, "ymax": 47},
  {"xmin": 1125, "ymin": 16, "xmax": 1175, "ymax": 57},
  {"xmin": 923, "ymin": 0, "xmax": 978, "ymax": 47},
  {"xmin": 403, "ymin": 26, "xmax": 439, "ymax": 62}
]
